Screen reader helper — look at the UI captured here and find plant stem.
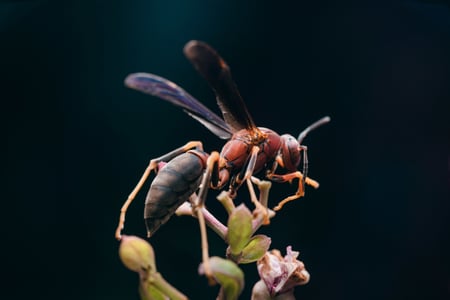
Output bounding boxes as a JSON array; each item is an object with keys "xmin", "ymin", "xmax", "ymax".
[
  {"xmin": 149, "ymin": 272, "xmax": 188, "ymax": 300},
  {"xmin": 202, "ymin": 206, "xmax": 227, "ymax": 239},
  {"xmin": 217, "ymin": 191, "xmax": 236, "ymax": 215}
]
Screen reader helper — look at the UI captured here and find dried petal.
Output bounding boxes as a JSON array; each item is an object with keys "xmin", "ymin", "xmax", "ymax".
[
  {"xmin": 251, "ymin": 280, "xmax": 271, "ymax": 300},
  {"xmin": 257, "ymin": 246, "xmax": 309, "ymax": 297},
  {"xmin": 251, "ymin": 280, "xmax": 297, "ymax": 300}
]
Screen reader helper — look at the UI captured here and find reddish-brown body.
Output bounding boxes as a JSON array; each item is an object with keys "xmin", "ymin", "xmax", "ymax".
[{"xmin": 218, "ymin": 127, "xmax": 282, "ymax": 188}]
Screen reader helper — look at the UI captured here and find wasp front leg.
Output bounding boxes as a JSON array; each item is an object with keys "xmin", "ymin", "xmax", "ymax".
[
  {"xmin": 269, "ymin": 171, "xmax": 319, "ymax": 211},
  {"xmin": 115, "ymin": 141, "xmax": 203, "ymax": 240},
  {"xmin": 266, "ymin": 157, "xmax": 320, "ymax": 211},
  {"xmin": 227, "ymin": 145, "xmax": 271, "ymax": 223},
  {"xmin": 227, "ymin": 145, "xmax": 261, "ymax": 198}
]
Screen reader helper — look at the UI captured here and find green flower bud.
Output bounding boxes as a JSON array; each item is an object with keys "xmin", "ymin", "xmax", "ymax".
[
  {"xmin": 199, "ymin": 256, "xmax": 244, "ymax": 300},
  {"xmin": 227, "ymin": 204, "xmax": 253, "ymax": 256},
  {"xmin": 119, "ymin": 235, "xmax": 156, "ymax": 275}
]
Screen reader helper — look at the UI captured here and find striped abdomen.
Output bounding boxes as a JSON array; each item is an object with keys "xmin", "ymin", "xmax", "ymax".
[{"xmin": 144, "ymin": 151, "xmax": 207, "ymax": 237}]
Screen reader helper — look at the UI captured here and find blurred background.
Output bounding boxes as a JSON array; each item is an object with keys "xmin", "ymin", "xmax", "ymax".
[{"xmin": 2, "ymin": 0, "xmax": 449, "ymax": 299}]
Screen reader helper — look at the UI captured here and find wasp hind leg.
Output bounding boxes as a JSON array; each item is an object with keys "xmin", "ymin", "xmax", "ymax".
[
  {"xmin": 115, "ymin": 141, "xmax": 203, "ymax": 240},
  {"xmin": 191, "ymin": 151, "xmax": 221, "ymax": 285}
]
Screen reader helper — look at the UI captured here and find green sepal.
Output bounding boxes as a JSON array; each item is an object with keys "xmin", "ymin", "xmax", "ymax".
[{"xmin": 239, "ymin": 234, "xmax": 271, "ymax": 264}]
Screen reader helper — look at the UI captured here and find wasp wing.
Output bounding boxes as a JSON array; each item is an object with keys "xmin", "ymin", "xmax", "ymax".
[
  {"xmin": 183, "ymin": 40, "xmax": 259, "ymax": 134},
  {"xmin": 125, "ymin": 73, "xmax": 232, "ymax": 139}
]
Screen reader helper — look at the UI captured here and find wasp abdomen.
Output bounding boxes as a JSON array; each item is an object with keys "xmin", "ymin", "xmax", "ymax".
[{"xmin": 144, "ymin": 152, "xmax": 205, "ymax": 237}]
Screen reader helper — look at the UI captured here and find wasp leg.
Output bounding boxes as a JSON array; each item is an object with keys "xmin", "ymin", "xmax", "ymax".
[
  {"xmin": 192, "ymin": 151, "xmax": 221, "ymax": 284},
  {"xmin": 268, "ymin": 171, "xmax": 319, "ymax": 211},
  {"xmin": 115, "ymin": 141, "xmax": 203, "ymax": 240},
  {"xmin": 299, "ymin": 145, "xmax": 308, "ymax": 196},
  {"xmin": 228, "ymin": 145, "xmax": 260, "ymax": 198},
  {"xmin": 246, "ymin": 177, "xmax": 273, "ymax": 225}
]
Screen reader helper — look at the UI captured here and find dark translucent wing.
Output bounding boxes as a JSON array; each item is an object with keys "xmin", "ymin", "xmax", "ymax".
[
  {"xmin": 183, "ymin": 40, "xmax": 258, "ymax": 133},
  {"xmin": 125, "ymin": 73, "xmax": 232, "ymax": 139}
]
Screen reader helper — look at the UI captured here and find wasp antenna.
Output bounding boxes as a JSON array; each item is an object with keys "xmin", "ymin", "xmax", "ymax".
[{"xmin": 297, "ymin": 116, "xmax": 331, "ymax": 144}]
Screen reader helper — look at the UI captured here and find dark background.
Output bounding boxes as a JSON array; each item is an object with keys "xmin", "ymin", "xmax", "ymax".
[{"xmin": 2, "ymin": 0, "xmax": 449, "ymax": 299}]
